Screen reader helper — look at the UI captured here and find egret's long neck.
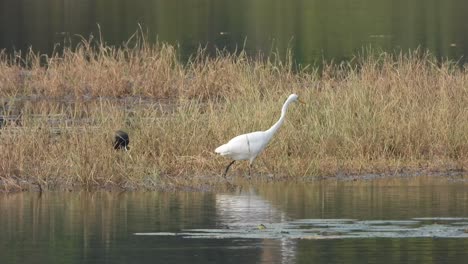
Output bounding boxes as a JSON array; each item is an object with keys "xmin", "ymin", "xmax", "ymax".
[{"xmin": 265, "ymin": 98, "xmax": 293, "ymax": 138}]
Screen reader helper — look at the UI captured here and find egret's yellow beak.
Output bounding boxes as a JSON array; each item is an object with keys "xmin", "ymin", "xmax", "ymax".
[{"xmin": 298, "ymin": 98, "xmax": 306, "ymax": 104}]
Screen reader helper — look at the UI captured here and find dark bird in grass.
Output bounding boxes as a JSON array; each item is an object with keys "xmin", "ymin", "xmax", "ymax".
[{"xmin": 114, "ymin": 130, "xmax": 130, "ymax": 151}]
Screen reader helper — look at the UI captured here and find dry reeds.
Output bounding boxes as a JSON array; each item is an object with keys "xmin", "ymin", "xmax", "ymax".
[{"xmin": 1, "ymin": 37, "xmax": 467, "ymax": 191}]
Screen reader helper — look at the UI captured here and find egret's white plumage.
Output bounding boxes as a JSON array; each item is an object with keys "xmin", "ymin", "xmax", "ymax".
[{"xmin": 215, "ymin": 93, "xmax": 303, "ymax": 177}]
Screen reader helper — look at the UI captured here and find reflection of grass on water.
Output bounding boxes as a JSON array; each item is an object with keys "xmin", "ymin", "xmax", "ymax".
[{"xmin": 0, "ymin": 35, "xmax": 467, "ymax": 191}]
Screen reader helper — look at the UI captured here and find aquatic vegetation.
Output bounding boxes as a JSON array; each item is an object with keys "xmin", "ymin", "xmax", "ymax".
[
  {"xmin": 134, "ymin": 218, "xmax": 468, "ymax": 239},
  {"xmin": 0, "ymin": 37, "xmax": 467, "ymax": 191}
]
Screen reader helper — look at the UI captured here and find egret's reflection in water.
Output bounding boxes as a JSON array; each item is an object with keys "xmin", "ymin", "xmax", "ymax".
[{"xmin": 216, "ymin": 189, "xmax": 296, "ymax": 263}]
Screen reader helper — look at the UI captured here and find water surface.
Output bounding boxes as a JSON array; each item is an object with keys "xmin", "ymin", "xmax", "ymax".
[
  {"xmin": 1, "ymin": 178, "xmax": 468, "ymax": 263},
  {"xmin": 1, "ymin": 0, "xmax": 468, "ymax": 64}
]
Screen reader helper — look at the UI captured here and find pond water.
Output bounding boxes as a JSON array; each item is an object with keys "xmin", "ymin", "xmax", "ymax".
[
  {"xmin": 1, "ymin": 177, "xmax": 468, "ymax": 264},
  {"xmin": 1, "ymin": 0, "xmax": 468, "ymax": 64}
]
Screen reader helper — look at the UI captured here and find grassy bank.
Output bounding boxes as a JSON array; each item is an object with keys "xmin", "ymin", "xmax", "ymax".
[{"xmin": 1, "ymin": 39, "xmax": 468, "ymax": 191}]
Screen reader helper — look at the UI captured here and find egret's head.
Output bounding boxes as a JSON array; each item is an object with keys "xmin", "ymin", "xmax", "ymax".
[{"xmin": 288, "ymin": 93, "xmax": 305, "ymax": 104}]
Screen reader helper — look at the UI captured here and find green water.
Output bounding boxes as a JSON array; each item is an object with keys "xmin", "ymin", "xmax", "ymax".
[
  {"xmin": 1, "ymin": 179, "xmax": 468, "ymax": 263},
  {"xmin": 1, "ymin": 0, "xmax": 468, "ymax": 64}
]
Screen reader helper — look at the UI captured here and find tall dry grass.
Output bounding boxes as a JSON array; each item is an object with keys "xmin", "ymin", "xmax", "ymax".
[{"xmin": 1, "ymin": 37, "xmax": 468, "ymax": 191}]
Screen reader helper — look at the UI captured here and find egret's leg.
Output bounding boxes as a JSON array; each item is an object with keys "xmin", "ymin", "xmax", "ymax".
[
  {"xmin": 223, "ymin": 160, "xmax": 236, "ymax": 178},
  {"xmin": 247, "ymin": 159, "xmax": 255, "ymax": 179}
]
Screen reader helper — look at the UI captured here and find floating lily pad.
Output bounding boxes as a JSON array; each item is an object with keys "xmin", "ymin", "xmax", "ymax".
[
  {"xmin": 359, "ymin": 220, "xmax": 420, "ymax": 226},
  {"xmin": 412, "ymin": 217, "xmax": 468, "ymax": 221},
  {"xmin": 291, "ymin": 219, "xmax": 357, "ymax": 224},
  {"xmin": 134, "ymin": 218, "xmax": 468, "ymax": 240}
]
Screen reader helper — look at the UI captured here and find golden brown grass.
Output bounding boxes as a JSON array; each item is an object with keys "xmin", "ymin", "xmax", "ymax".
[{"xmin": 1, "ymin": 38, "xmax": 468, "ymax": 192}]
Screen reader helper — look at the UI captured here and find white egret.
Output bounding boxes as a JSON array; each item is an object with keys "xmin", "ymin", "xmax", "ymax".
[{"xmin": 215, "ymin": 93, "xmax": 304, "ymax": 177}]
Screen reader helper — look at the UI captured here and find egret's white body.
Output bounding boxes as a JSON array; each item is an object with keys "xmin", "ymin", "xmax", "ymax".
[{"xmin": 215, "ymin": 94, "xmax": 302, "ymax": 177}]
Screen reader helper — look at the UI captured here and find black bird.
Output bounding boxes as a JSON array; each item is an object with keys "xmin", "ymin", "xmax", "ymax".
[{"xmin": 114, "ymin": 130, "xmax": 130, "ymax": 151}]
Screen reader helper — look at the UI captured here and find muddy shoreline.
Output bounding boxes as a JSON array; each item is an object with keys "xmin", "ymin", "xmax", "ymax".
[{"xmin": 1, "ymin": 167, "xmax": 466, "ymax": 193}]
